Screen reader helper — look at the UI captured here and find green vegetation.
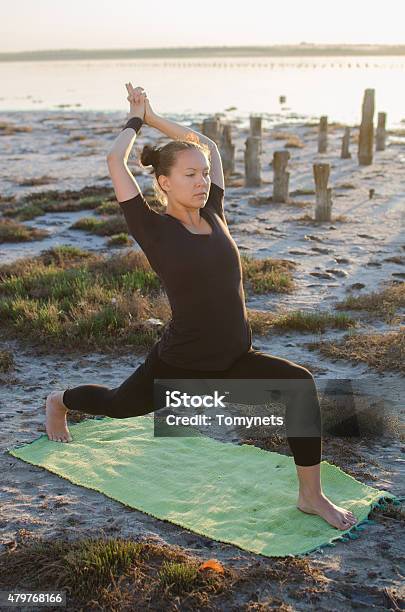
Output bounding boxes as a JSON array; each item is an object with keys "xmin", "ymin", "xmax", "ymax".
[
  {"xmin": 248, "ymin": 309, "xmax": 356, "ymax": 334},
  {"xmin": 107, "ymin": 233, "xmax": 133, "ymax": 246},
  {"xmin": 1, "ymin": 186, "xmax": 116, "ymax": 221},
  {"xmin": 0, "ymin": 246, "xmax": 167, "ymax": 351},
  {"xmin": 0, "ymin": 349, "xmax": 14, "ymax": 373},
  {"xmin": 95, "ymin": 201, "xmax": 120, "ymax": 215},
  {"xmin": 336, "ymin": 282, "xmax": 405, "ymax": 322},
  {"xmin": 241, "ymin": 253, "xmax": 296, "ymax": 293},
  {"xmin": 71, "ymin": 215, "xmax": 128, "ymax": 236},
  {"xmin": 0, "ymin": 534, "xmax": 326, "ymax": 611},
  {"xmin": 0, "ymin": 219, "xmax": 49, "ymax": 242},
  {"xmin": 307, "ymin": 328, "xmax": 404, "ymax": 373}
]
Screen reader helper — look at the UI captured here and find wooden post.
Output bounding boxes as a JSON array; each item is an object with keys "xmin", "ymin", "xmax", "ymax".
[
  {"xmin": 376, "ymin": 112, "xmax": 386, "ymax": 151},
  {"xmin": 313, "ymin": 163, "xmax": 332, "ymax": 222},
  {"xmin": 244, "ymin": 136, "xmax": 262, "ymax": 187},
  {"xmin": 341, "ymin": 127, "xmax": 351, "ymax": 158},
  {"xmin": 357, "ymin": 89, "xmax": 375, "ymax": 165},
  {"xmin": 279, "ymin": 95, "xmax": 286, "ymax": 104},
  {"xmin": 220, "ymin": 123, "xmax": 235, "ymax": 178},
  {"xmin": 250, "ymin": 115, "xmax": 263, "ymax": 154},
  {"xmin": 272, "ymin": 150, "xmax": 291, "ymax": 202},
  {"xmin": 202, "ymin": 116, "xmax": 222, "ymax": 146},
  {"xmin": 318, "ymin": 116, "xmax": 328, "ymax": 153}
]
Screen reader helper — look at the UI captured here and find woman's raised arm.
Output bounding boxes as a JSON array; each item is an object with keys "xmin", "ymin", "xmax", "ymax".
[{"xmin": 106, "ymin": 84, "xmax": 146, "ymax": 202}]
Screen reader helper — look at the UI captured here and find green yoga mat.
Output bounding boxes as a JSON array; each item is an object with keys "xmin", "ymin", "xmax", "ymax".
[{"xmin": 8, "ymin": 415, "xmax": 400, "ymax": 557}]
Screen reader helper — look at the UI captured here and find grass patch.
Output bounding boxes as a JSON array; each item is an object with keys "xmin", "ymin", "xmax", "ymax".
[
  {"xmin": 95, "ymin": 201, "xmax": 121, "ymax": 215},
  {"xmin": 1, "ymin": 186, "xmax": 117, "ymax": 220},
  {"xmin": 248, "ymin": 309, "xmax": 356, "ymax": 334},
  {"xmin": 71, "ymin": 215, "xmax": 128, "ymax": 236},
  {"xmin": 0, "ymin": 534, "xmax": 328, "ymax": 611},
  {"xmin": 0, "ymin": 536, "xmax": 227, "ymax": 611},
  {"xmin": 0, "ymin": 246, "xmax": 169, "ymax": 351},
  {"xmin": 306, "ymin": 328, "xmax": 405, "ymax": 373},
  {"xmin": 107, "ymin": 233, "xmax": 133, "ymax": 246},
  {"xmin": 0, "ymin": 349, "xmax": 14, "ymax": 373},
  {"xmin": 241, "ymin": 254, "xmax": 296, "ymax": 293},
  {"xmin": 158, "ymin": 560, "xmax": 202, "ymax": 595},
  {"xmin": 3, "ymin": 203, "xmax": 45, "ymax": 221},
  {"xmin": 0, "ymin": 219, "xmax": 49, "ymax": 243},
  {"xmin": 40, "ymin": 245, "xmax": 95, "ymax": 266},
  {"xmin": 336, "ymin": 282, "xmax": 405, "ymax": 322}
]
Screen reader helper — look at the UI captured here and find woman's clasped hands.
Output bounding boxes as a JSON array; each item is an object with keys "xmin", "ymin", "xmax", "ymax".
[{"xmin": 125, "ymin": 82, "xmax": 156, "ymax": 125}]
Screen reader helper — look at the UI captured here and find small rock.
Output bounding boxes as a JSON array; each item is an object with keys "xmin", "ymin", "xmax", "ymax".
[
  {"xmin": 310, "ymin": 271, "xmax": 334, "ymax": 279},
  {"xmin": 358, "ymin": 233, "xmax": 377, "ymax": 239},
  {"xmin": 265, "ymin": 226, "xmax": 283, "ymax": 233},
  {"xmin": 335, "ymin": 257, "xmax": 351, "ymax": 264},
  {"xmin": 349, "ymin": 283, "xmax": 366, "ymax": 290},
  {"xmin": 304, "ymin": 234, "xmax": 324, "ymax": 242},
  {"xmin": 311, "ymin": 247, "xmax": 332, "ymax": 254},
  {"xmin": 325, "ymin": 268, "xmax": 349, "ymax": 277}
]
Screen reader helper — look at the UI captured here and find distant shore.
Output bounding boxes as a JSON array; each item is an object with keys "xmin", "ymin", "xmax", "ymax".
[{"xmin": 1, "ymin": 44, "xmax": 405, "ymax": 62}]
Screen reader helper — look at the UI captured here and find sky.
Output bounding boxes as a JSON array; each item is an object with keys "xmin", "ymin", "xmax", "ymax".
[{"xmin": 1, "ymin": 0, "xmax": 405, "ymax": 52}]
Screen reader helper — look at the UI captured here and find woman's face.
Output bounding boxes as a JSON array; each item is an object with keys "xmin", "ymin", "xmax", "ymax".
[{"xmin": 160, "ymin": 149, "xmax": 211, "ymax": 209}]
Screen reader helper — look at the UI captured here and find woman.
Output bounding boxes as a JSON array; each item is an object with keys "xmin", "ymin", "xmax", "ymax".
[{"xmin": 46, "ymin": 83, "xmax": 357, "ymax": 530}]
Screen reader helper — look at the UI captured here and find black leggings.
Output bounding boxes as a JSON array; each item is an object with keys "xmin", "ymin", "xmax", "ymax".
[{"xmin": 63, "ymin": 343, "xmax": 322, "ymax": 467}]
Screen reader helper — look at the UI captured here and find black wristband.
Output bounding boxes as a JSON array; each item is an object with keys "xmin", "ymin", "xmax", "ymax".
[{"xmin": 122, "ymin": 116, "xmax": 143, "ymax": 133}]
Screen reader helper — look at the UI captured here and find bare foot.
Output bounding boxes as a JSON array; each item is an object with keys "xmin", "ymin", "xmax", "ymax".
[
  {"xmin": 297, "ymin": 492, "xmax": 357, "ymax": 530},
  {"xmin": 45, "ymin": 391, "xmax": 72, "ymax": 443}
]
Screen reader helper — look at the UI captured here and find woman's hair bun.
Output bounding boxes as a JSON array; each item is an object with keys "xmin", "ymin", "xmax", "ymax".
[{"xmin": 140, "ymin": 144, "xmax": 160, "ymax": 168}]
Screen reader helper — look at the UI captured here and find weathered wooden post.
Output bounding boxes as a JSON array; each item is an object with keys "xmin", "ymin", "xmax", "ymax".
[
  {"xmin": 220, "ymin": 123, "xmax": 235, "ymax": 178},
  {"xmin": 244, "ymin": 136, "xmax": 261, "ymax": 187},
  {"xmin": 250, "ymin": 115, "xmax": 263, "ymax": 154},
  {"xmin": 279, "ymin": 95, "xmax": 286, "ymax": 104},
  {"xmin": 376, "ymin": 112, "xmax": 387, "ymax": 151},
  {"xmin": 341, "ymin": 127, "xmax": 351, "ymax": 158},
  {"xmin": 357, "ymin": 88, "xmax": 375, "ymax": 165},
  {"xmin": 272, "ymin": 150, "xmax": 291, "ymax": 202},
  {"xmin": 313, "ymin": 163, "xmax": 332, "ymax": 221},
  {"xmin": 318, "ymin": 116, "xmax": 328, "ymax": 153},
  {"xmin": 202, "ymin": 116, "xmax": 222, "ymax": 146}
]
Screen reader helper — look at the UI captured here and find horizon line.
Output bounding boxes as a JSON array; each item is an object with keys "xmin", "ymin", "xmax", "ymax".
[{"xmin": 1, "ymin": 42, "xmax": 405, "ymax": 59}]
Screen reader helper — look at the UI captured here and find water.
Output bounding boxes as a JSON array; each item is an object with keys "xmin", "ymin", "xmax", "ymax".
[{"xmin": 1, "ymin": 56, "xmax": 405, "ymax": 126}]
